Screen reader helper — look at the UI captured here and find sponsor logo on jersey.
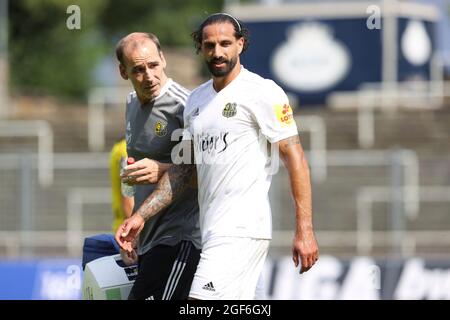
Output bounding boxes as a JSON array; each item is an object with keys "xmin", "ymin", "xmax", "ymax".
[
  {"xmin": 155, "ymin": 120, "xmax": 168, "ymax": 137},
  {"xmin": 197, "ymin": 132, "xmax": 229, "ymax": 154},
  {"xmin": 222, "ymin": 102, "xmax": 237, "ymax": 118},
  {"xmin": 275, "ymin": 103, "xmax": 294, "ymax": 126}
]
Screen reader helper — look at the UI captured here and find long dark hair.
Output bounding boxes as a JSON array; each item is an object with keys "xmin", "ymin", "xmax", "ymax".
[{"xmin": 191, "ymin": 13, "xmax": 250, "ymax": 54}]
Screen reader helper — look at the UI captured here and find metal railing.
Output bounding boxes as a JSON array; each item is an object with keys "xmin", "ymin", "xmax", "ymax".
[
  {"xmin": 357, "ymin": 80, "xmax": 450, "ymax": 149},
  {"xmin": 326, "ymin": 149, "xmax": 420, "ymax": 217},
  {"xmin": 67, "ymin": 187, "xmax": 111, "ymax": 257},
  {"xmin": 4, "ymin": 229, "xmax": 450, "ymax": 258},
  {"xmin": 0, "ymin": 120, "xmax": 53, "ymax": 186},
  {"xmin": 356, "ymin": 186, "xmax": 450, "ymax": 256},
  {"xmin": 88, "ymin": 86, "xmax": 132, "ymax": 152},
  {"xmin": 1, "ymin": 146, "xmax": 448, "ymax": 259},
  {"xmin": 295, "ymin": 115, "xmax": 327, "ymax": 183}
]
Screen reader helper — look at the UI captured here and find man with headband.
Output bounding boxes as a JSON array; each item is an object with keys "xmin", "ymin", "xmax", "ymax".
[{"xmin": 116, "ymin": 14, "xmax": 319, "ymax": 300}]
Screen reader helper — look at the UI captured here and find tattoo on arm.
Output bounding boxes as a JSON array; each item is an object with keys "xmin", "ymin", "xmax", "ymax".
[
  {"xmin": 282, "ymin": 135, "xmax": 301, "ymax": 148},
  {"xmin": 136, "ymin": 164, "xmax": 195, "ymax": 221}
]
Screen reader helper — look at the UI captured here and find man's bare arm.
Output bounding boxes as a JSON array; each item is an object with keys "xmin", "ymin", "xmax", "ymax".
[
  {"xmin": 278, "ymin": 134, "xmax": 319, "ymax": 274},
  {"xmin": 121, "ymin": 195, "xmax": 134, "ymax": 219},
  {"xmin": 135, "ymin": 163, "xmax": 196, "ymax": 221},
  {"xmin": 115, "ymin": 140, "xmax": 196, "ymax": 252},
  {"xmin": 279, "ymin": 135, "xmax": 312, "ymax": 228}
]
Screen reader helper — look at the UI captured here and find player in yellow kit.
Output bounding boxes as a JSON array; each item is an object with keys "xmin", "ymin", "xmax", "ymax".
[{"xmin": 109, "ymin": 138, "xmax": 134, "ymax": 233}]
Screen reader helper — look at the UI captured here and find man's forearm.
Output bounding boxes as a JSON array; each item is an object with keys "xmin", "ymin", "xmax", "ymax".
[
  {"xmin": 289, "ymin": 155, "xmax": 313, "ymax": 231},
  {"xmin": 158, "ymin": 162, "xmax": 173, "ymax": 177},
  {"xmin": 291, "ymin": 158, "xmax": 313, "ymax": 233},
  {"xmin": 280, "ymin": 135, "xmax": 319, "ymax": 271},
  {"xmin": 135, "ymin": 164, "xmax": 195, "ymax": 221},
  {"xmin": 279, "ymin": 135, "xmax": 314, "ymax": 233},
  {"xmin": 121, "ymin": 196, "xmax": 134, "ymax": 219}
]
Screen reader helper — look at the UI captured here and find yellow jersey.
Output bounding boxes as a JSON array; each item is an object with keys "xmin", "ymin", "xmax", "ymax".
[{"xmin": 109, "ymin": 139, "xmax": 129, "ymax": 233}]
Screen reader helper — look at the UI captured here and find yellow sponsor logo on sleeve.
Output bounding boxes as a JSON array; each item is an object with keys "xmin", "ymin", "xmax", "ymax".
[{"xmin": 275, "ymin": 103, "xmax": 294, "ymax": 126}]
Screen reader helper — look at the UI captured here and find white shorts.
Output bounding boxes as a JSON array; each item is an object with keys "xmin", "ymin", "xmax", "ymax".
[{"xmin": 189, "ymin": 237, "xmax": 269, "ymax": 300}]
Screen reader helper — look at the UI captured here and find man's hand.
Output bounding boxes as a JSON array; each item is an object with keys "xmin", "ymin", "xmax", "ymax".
[
  {"xmin": 121, "ymin": 158, "xmax": 171, "ymax": 184},
  {"xmin": 120, "ymin": 248, "xmax": 138, "ymax": 266},
  {"xmin": 115, "ymin": 214, "xmax": 145, "ymax": 252},
  {"xmin": 292, "ymin": 229, "xmax": 319, "ymax": 274}
]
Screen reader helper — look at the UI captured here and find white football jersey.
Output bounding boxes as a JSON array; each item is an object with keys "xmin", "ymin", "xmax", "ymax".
[{"xmin": 184, "ymin": 67, "xmax": 298, "ymax": 243}]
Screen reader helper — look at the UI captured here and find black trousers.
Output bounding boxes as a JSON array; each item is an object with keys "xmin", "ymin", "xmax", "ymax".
[{"xmin": 128, "ymin": 241, "xmax": 201, "ymax": 300}]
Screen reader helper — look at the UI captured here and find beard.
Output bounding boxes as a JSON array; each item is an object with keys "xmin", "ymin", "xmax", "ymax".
[{"xmin": 206, "ymin": 56, "xmax": 238, "ymax": 77}]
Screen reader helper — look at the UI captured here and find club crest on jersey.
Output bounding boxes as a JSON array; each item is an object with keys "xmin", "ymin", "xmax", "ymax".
[
  {"xmin": 155, "ymin": 120, "xmax": 168, "ymax": 137},
  {"xmin": 275, "ymin": 103, "xmax": 294, "ymax": 126},
  {"xmin": 222, "ymin": 103, "xmax": 237, "ymax": 118}
]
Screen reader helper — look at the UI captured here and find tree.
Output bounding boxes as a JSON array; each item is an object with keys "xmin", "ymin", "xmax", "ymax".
[
  {"xmin": 9, "ymin": 0, "xmax": 224, "ymax": 100},
  {"xmin": 9, "ymin": 0, "xmax": 103, "ymax": 99},
  {"xmin": 100, "ymin": 0, "xmax": 223, "ymax": 47}
]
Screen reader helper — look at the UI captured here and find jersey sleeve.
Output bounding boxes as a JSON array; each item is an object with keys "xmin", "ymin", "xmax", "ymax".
[
  {"xmin": 182, "ymin": 94, "xmax": 195, "ymax": 141},
  {"xmin": 253, "ymin": 81, "xmax": 298, "ymax": 143},
  {"xmin": 175, "ymin": 101, "xmax": 185, "ymax": 130}
]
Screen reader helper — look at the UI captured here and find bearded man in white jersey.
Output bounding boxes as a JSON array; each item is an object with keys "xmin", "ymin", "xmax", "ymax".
[{"xmin": 116, "ymin": 13, "xmax": 319, "ymax": 300}]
